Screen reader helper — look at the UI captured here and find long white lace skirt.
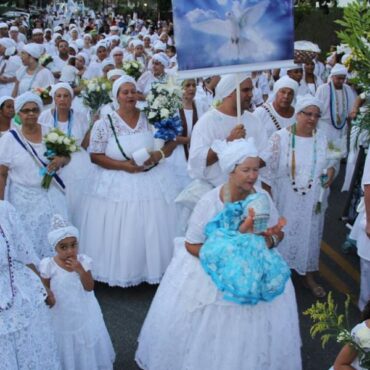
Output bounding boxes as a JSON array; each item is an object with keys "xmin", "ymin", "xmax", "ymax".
[
  {"xmin": 0, "ymin": 302, "xmax": 61, "ymax": 370},
  {"xmin": 135, "ymin": 239, "xmax": 302, "ymax": 370},
  {"xmin": 79, "ymin": 165, "xmax": 179, "ymax": 287},
  {"xmin": 8, "ymin": 182, "xmax": 68, "ymax": 258}
]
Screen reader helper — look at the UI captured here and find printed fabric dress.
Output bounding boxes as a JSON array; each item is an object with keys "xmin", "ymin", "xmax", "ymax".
[
  {"xmin": 0, "ymin": 201, "xmax": 61, "ymax": 370},
  {"xmin": 79, "ymin": 111, "xmax": 180, "ymax": 287},
  {"xmin": 135, "ymin": 186, "xmax": 302, "ymax": 370},
  {"xmin": 39, "ymin": 254, "xmax": 115, "ymax": 370}
]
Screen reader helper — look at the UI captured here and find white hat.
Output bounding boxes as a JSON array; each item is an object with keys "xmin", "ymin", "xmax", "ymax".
[
  {"xmin": 0, "ymin": 22, "xmax": 8, "ymax": 29},
  {"xmin": 273, "ymin": 76, "xmax": 299, "ymax": 96},
  {"xmin": 295, "ymin": 94, "xmax": 323, "ymax": 114},
  {"xmin": 48, "ymin": 214, "xmax": 79, "ymax": 248},
  {"xmin": 32, "ymin": 28, "xmax": 43, "ymax": 35},
  {"xmin": 330, "ymin": 63, "xmax": 348, "ymax": 77},
  {"xmin": 77, "ymin": 52, "xmax": 90, "ymax": 65},
  {"xmin": 112, "ymin": 75, "xmax": 137, "ymax": 102},
  {"xmin": 107, "ymin": 69, "xmax": 126, "ymax": 80},
  {"xmin": 215, "ymin": 73, "xmax": 251, "ymax": 101},
  {"xmin": 50, "ymin": 82, "xmax": 74, "ymax": 99},
  {"xmin": 132, "ymin": 39, "xmax": 144, "ymax": 48},
  {"xmin": 212, "ymin": 138, "xmax": 259, "ymax": 174},
  {"xmin": 152, "ymin": 52, "xmax": 170, "ymax": 68},
  {"xmin": 111, "ymin": 46, "xmax": 124, "ymax": 56},
  {"xmin": 0, "ymin": 96, "xmax": 13, "ymax": 107},
  {"xmin": 9, "ymin": 26, "xmax": 18, "ymax": 32},
  {"xmin": 15, "ymin": 92, "xmax": 43, "ymax": 113},
  {"xmin": 83, "ymin": 33, "xmax": 92, "ymax": 40},
  {"xmin": 23, "ymin": 43, "xmax": 45, "ymax": 59},
  {"xmin": 153, "ymin": 40, "xmax": 166, "ymax": 51},
  {"xmin": 101, "ymin": 58, "xmax": 115, "ymax": 69},
  {"xmin": 54, "ymin": 26, "xmax": 63, "ymax": 33}
]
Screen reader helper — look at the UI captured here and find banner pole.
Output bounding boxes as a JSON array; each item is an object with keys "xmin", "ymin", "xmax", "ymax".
[{"xmin": 236, "ymin": 74, "xmax": 241, "ymax": 123}]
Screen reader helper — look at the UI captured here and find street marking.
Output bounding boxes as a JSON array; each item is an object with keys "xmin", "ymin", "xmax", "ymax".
[{"xmin": 321, "ymin": 241, "xmax": 360, "ymax": 284}]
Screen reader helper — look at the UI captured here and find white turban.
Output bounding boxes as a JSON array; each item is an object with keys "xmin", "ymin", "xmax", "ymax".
[
  {"xmin": 69, "ymin": 43, "xmax": 78, "ymax": 54},
  {"xmin": 9, "ymin": 26, "xmax": 18, "ymax": 32},
  {"xmin": 152, "ymin": 52, "xmax": 170, "ymax": 68},
  {"xmin": 132, "ymin": 39, "xmax": 144, "ymax": 48},
  {"xmin": 295, "ymin": 94, "xmax": 323, "ymax": 114},
  {"xmin": 54, "ymin": 26, "xmax": 63, "ymax": 33},
  {"xmin": 44, "ymin": 28, "xmax": 52, "ymax": 33},
  {"xmin": 23, "ymin": 43, "xmax": 44, "ymax": 59},
  {"xmin": 50, "ymin": 83, "xmax": 74, "ymax": 99},
  {"xmin": 330, "ymin": 63, "xmax": 348, "ymax": 77},
  {"xmin": 110, "ymin": 25, "xmax": 119, "ymax": 31},
  {"xmin": 0, "ymin": 38, "xmax": 16, "ymax": 56},
  {"xmin": 286, "ymin": 63, "xmax": 303, "ymax": 72},
  {"xmin": 215, "ymin": 73, "xmax": 252, "ymax": 101},
  {"xmin": 212, "ymin": 138, "xmax": 259, "ymax": 174},
  {"xmin": 111, "ymin": 46, "xmax": 124, "ymax": 56},
  {"xmin": 77, "ymin": 52, "xmax": 90, "ymax": 65},
  {"xmin": 112, "ymin": 75, "xmax": 137, "ymax": 101},
  {"xmin": 153, "ymin": 40, "xmax": 166, "ymax": 51},
  {"xmin": 107, "ymin": 69, "xmax": 126, "ymax": 80},
  {"xmin": 101, "ymin": 58, "xmax": 115, "ymax": 69},
  {"xmin": 0, "ymin": 22, "xmax": 8, "ymax": 29},
  {"xmin": 273, "ymin": 75, "xmax": 299, "ymax": 96},
  {"xmin": 83, "ymin": 33, "xmax": 92, "ymax": 40},
  {"xmin": 75, "ymin": 39, "xmax": 84, "ymax": 49},
  {"xmin": 0, "ymin": 96, "xmax": 13, "ymax": 107},
  {"xmin": 32, "ymin": 28, "xmax": 43, "ymax": 35},
  {"xmin": 15, "ymin": 92, "xmax": 43, "ymax": 113},
  {"xmin": 52, "ymin": 33, "xmax": 62, "ymax": 42},
  {"xmin": 48, "ymin": 214, "xmax": 79, "ymax": 248},
  {"xmin": 110, "ymin": 35, "xmax": 120, "ymax": 42}
]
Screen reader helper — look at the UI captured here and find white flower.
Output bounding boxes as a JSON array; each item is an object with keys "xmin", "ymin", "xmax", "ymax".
[
  {"xmin": 148, "ymin": 111, "xmax": 157, "ymax": 119},
  {"xmin": 63, "ymin": 137, "xmax": 71, "ymax": 145},
  {"xmin": 57, "ymin": 136, "xmax": 64, "ymax": 144},
  {"xmin": 160, "ymin": 108, "xmax": 170, "ymax": 119},
  {"xmin": 101, "ymin": 83, "xmax": 107, "ymax": 90},
  {"xmin": 96, "ymin": 86, "xmax": 101, "ymax": 92},
  {"xmin": 46, "ymin": 132, "xmax": 59, "ymax": 143},
  {"xmin": 69, "ymin": 144, "xmax": 77, "ymax": 152}
]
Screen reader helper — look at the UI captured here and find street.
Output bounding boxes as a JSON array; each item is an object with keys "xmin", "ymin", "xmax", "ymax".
[{"xmin": 94, "ymin": 164, "xmax": 362, "ymax": 370}]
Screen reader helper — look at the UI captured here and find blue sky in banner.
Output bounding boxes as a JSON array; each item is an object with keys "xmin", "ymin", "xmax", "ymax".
[{"xmin": 172, "ymin": 0, "xmax": 294, "ymax": 71}]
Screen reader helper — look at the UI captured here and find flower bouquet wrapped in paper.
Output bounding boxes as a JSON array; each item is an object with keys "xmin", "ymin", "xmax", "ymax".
[
  {"xmin": 81, "ymin": 77, "xmax": 112, "ymax": 115},
  {"xmin": 144, "ymin": 80, "xmax": 183, "ymax": 148},
  {"xmin": 122, "ymin": 60, "xmax": 144, "ymax": 80},
  {"xmin": 39, "ymin": 53, "xmax": 54, "ymax": 68},
  {"xmin": 33, "ymin": 86, "xmax": 52, "ymax": 105},
  {"xmin": 42, "ymin": 129, "xmax": 79, "ymax": 189}
]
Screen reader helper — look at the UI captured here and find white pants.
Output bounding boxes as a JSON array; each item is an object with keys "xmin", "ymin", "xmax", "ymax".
[{"xmin": 359, "ymin": 258, "xmax": 370, "ymax": 311}]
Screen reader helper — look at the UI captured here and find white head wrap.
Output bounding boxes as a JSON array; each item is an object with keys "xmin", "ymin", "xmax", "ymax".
[
  {"xmin": 0, "ymin": 22, "xmax": 8, "ymax": 29},
  {"xmin": 110, "ymin": 35, "xmax": 120, "ymax": 42},
  {"xmin": 23, "ymin": 43, "xmax": 44, "ymax": 59},
  {"xmin": 48, "ymin": 214, "xmax": 79, "ymax": 248},
  {"xmin": 153, "ymin": 40, "xmax": 166, "ymax": 51},
  {"xmin": 0, "ymin": 96, "xmax": 13, "ymax": 107},
  {"xmin": 107, "ymin": 69, "xmax": 126, "ymax": 80},
  {"xmin": 111, "ymin": 46, "xmax": 124, "ymax": 56},
  {"xmin": 83, "ymin": 33, "xmax": 92, "ymax": 40},
  {"xmin": 9, "ymin": 26, "xmax": 18, "ymax": 32},
  {"xmin": 15, "ymin": 92, "xmax": 43, "ymax": 113},
  {"xmin": 152, "ymin": 52, "xmax": 170, "ymax": 68},
  {"xmin": 286, "ymin": 63, "xmax": 303, "ymax": 72},
  {"xmin": 110, "ymin": 25, "xmax": 119, "ymax": 32},
  {"xmin": 44, "ymin": 28, "xmax": 52, "ymax": 33},
  {"xmin": 77, "ymin": 52, "xmax": 90, "ymax": 65},
  {"xmin": 52, "ymin": 33, "xmax": 62, "ymax": 42},
  {"xmin": 215, "ymin": 73, "xmax": 252, "ymax": 101},
  {"xmin": 32, "ymin": 28, "xmax": 43, "ymax": 35},
  {"xmin": 50, "ymin": 82, "xmax": 74, "ymax": 99},
  {"xmin": 75, "ymin": 39, "xmax": 84, "ymax": 50},
  {"xmin": 330, "ymin": 63, "xmax": 348, "ymax": 77},
  {"xmin": 69, "ymin": 43, "xmax": 78, "ymax": 54},
  {"xmin": 295, "ymin": 94, "xmax": 323, "ymax": 114},
  {"xmin": 273, "ymin": 75, "xmax": 299, "ymax": 96},
  {"xmin": 112, "ymin": 75, "xmax": 137, "ymax": 101},
  {"xmin": 0, "ymin": 38, "xmax": 16, "ymax": 56},
  {"xmin": 213, "ymin": 138, "xmax": 259, "ymax": 174},
  {"xmin": 101, "ymin": 58, "xmax": 115, "ymax": 69},
  {"xmin": 132, "ymin": 39, "xmax": 144, "ymax": 48},
  {"xmin": 96, "ymin": 40, "xmax": 108, "ymax": 50},
  {"xmin": 54, "ymin": 26, "xmax": 63, "ymax": 33}
]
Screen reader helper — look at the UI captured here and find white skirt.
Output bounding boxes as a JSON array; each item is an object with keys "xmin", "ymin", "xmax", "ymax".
[
  {"xmin": 79, "ymin": 164, "xmax": 180, "ymax": 287},
  {"xmin": 135, "ymin": 239, "xmax": 302, "ymax": 370}
]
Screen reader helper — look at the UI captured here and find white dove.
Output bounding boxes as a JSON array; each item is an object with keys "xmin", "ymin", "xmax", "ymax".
[{"xmin": 187, "ymin": 0, "xmax": 270, "ymax": 60}]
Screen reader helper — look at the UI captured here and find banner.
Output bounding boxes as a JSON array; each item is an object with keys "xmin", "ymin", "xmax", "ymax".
[{"xmin": 172, "ymin": 0, "xmax": 295, "ymax": 78}]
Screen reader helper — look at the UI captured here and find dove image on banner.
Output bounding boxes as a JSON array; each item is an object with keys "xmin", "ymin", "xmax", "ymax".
[{"xmin": 172, "ymin": 0, "xmax": 295, "ymax": 78}]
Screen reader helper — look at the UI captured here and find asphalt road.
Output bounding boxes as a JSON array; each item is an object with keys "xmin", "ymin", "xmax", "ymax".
[{"xmin": 94, "ymin": 165, "xmax": 363, "ymax": 370}]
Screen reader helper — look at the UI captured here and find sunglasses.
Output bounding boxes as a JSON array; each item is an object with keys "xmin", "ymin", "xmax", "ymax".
[{"xmin": 19, "ymin": 107, "xmax": 40, "ymax": 114}]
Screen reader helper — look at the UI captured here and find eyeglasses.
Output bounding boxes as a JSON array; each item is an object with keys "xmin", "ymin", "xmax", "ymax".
[
  {"xmin": 19, "ymin": 108, "xmax": 40, "ymax": 115},
  {"xmin": 301, "ymin": 111, "xmax": 321, "ymax": 119}
]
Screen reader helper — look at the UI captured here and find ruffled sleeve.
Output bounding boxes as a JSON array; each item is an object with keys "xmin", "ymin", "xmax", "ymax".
[
  {"xmin": 78, "ymin": 254, "xmax": 92, "ymax": 272},
  {"xmin": 39, "ymin": 257, "xmax": 53, "ymax": 279},
  {"xmin": 89, "ymin": 118, "xmax": 109, "ymax": 154}
]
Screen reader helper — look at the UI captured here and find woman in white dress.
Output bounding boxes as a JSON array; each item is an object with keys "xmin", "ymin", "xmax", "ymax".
[
  {"xmin": 261, "ymin": 95, "xmax": 336, "ymax": 298},
  {"xmin": 0, "ymin": 200, "xmax": 61, "ymax": 370},
  {"xmin": 12, "ymin": 43, "xmax": 55, "ymax": 97},
  {"xmin": 39, "ymin": 83, "xmax": 92, "ymax": 226},
  {"xmin": 136, "ymin": 138, "xmax": 302, "ymax": 370},
  {"xmin": 79, "ymin": 75, "xmax": 179, "ymax": 287},
  {"xmin": 0, "ymin": 92, "xmax": 69, "ymax": 258},
  {"xmin": 0, "ymin": 96, "xmax": 15, "ymax": 138},
  {"xmin": 301, "ymin": 61, "xmax": 323, "ymax": 96}
]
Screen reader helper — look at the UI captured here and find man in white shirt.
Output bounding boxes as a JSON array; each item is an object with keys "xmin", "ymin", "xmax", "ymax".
[{"xmin": 188, "ymin": 73, "xmax": 268, "ymax": 187}]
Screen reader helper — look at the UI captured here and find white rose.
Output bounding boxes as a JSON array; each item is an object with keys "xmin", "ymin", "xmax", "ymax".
[
  {"xmin": 96, "ymin": 86, "xmax": 101, "ymax": 92},
  {"xmin": 47, "ymin": 132, "xmax": 59, "ymax": 143},
  {"xmin": 57, "ymin": 136, "xmax": 64, "ymax": 144},
  {"xmin": 148, "ymin": 111, "xmax": 156, "ymax": 119},
  {"xmin": 69, "ymin": 144, "xmax": 77, "ymax": 152},
  {"xmin": 160, "ymin": 108, "xmax": 170, "ymax": 119},
  {"xmin": 63, "ymin": 137, "xmax": 71, "ymax": 145}
]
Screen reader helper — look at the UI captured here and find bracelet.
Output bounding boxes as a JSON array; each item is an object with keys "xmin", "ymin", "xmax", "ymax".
[
  {"xmin": 158, "ymin": 149, "xmax": 165, "ymax": 160},
  {"xmin": 271, "ymin": 234, "xmax": 280, "ymax": 248}
]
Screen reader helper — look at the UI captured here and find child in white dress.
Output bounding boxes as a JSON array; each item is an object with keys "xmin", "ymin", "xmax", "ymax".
[{"xmin": 40, "ymin": 214, "xmax": 115, "ymax": 370}]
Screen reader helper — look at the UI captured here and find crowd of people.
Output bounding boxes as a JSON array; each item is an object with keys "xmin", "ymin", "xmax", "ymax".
[{"xmin": 0, "ymin": 6, "xmax": 369, "ymax": 370}]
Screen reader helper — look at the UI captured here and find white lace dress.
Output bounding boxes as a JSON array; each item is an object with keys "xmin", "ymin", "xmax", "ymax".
[
  {"xmin": 39, "ymin": 254, "xmax": 115, "ymax": 370},
  {"xmin": 0, "ymin": 130, "xmax": 69, "ymax": 259},
  {"xmin": 79, "ymin": 111, "xmax": 180, "ymax": 287},
  {"xmin": 260, "ymin": 128, "xmax": 330, "ymax": 274},
  {"xmin": 38, "ymin": 108, "xmax": 93, "ymax": 227},
  {"xmin": 0, "ymin": 201, "xmax": 61, "ymax": 370},
  {"xmin": 135, "ymin": 186, "xmax": 302, "ymax": 370}
]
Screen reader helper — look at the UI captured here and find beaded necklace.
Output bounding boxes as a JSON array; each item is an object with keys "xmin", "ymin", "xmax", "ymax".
[
  {"xmin": 53, "ymin": 109, "xmax": 73, "ymax": 137},
  {"xmin": 287, "ymin": 124, "xmax": 317, "ymax": 195},
  {"xmin": 329, "ymin": 81, "xmax": 348, "ymax": 130},
  {"xmin": 0, "ymin": 224, "xmax": 16, "ymax": 312}
]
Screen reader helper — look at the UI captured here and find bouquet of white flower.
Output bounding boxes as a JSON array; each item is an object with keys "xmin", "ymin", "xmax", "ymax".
[
  {"xmin": 122, "ymin": 60, "xmax": 144, "ymax": 80},
  {"xmin": 39, "ymin": 54, "xmax": 54, "ymax": 68},
  {"xmin": 42, "ymin": 129, "xmax": 79, "ymax": 189},
  {"xmin": 144, "ymin": 81, "xmax": 183, "ymax": 142},
  {"xmin": 81, "ymin": 77, "xmax": 112, "ymax": 114}
]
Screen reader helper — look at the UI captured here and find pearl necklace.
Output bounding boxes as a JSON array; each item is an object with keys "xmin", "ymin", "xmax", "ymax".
[
  {"xmin": 287, "ymin": 124, "xmax": 317, "ymax": 195},
  {"xmin": 0, "ymin": 224, "xmax": 16, "ymax": 312}
]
